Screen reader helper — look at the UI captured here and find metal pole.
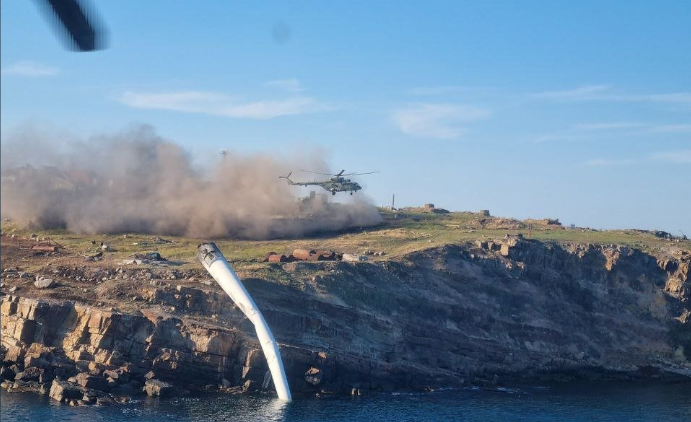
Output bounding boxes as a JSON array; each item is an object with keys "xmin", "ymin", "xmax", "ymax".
[{"xmin": 197, "ymin": 243, "xmax": 292, "ymax": 402}]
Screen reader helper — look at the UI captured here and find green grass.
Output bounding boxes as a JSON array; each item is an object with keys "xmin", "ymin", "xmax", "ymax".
[
  {"xmin": 375, "ymin": 210, "xmax": 690, "ymax": 253},
  {"xmin": 2, "ymin": 210, "xmax": 688, "ymax": 268}
]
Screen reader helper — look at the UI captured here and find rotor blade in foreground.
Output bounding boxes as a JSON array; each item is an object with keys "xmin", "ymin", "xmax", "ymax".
[{"xmin": 40, "ymin": 0, "xmax": 107, "ymax": 51}]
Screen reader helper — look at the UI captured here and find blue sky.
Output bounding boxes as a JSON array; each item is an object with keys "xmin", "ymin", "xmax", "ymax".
[{"xmin": 2, "ymin": 0, "xmax": 690, "ymax": 234}]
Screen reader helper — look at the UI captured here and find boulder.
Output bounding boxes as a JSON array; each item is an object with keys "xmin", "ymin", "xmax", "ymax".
[
  {"xmin": 15, "ymin": 367, "xmax": 41, "ymax": 382},
  {"xmin": 143, "ymin": 379, "xmax": 174, "ymax": 397},
  {"xmin": 103, "ymin": 368, "xmax": 130, "ymax": 384},
  {"xmin": 49, "ymin": 380, "xmax": 83, "ymax": 402},
  {"xmin": 6, "ymin": 380, "xmax": 42, "ymax": 393},
  {"xmin": 34, "ymin": 278, "xmax": 56, "ymax": 289},
  {"xmin": 292, "ymin": 249, "xmax": 315, "ymax": 261},
  {"xmin": 96, "ymin": 396, "xmax": 116, "ymax": 406},
  {"xmin": 304, "ymin": 367, "xmax": 323, "ymax": 386},
  {"xmin": 24, "ymin": 355, "xmax": 51, "ymax": 369},
  {"xmin": 74, "ymin": 372, "xmax": 108, "ymax": 391}
]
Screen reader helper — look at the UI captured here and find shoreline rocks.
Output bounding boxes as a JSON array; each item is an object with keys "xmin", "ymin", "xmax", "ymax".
[
  {"xmin": 144, "ymin": 379, "xmax": 174, "ymax": 397},
  {"xmin": 1, "ymin": 239, "xmax": 690, "ymax": 405}
]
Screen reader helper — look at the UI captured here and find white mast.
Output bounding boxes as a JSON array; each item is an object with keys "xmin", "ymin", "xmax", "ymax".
[{"xmin": 197, "ymin": 243, "xmax": 292, "ymax": 402}]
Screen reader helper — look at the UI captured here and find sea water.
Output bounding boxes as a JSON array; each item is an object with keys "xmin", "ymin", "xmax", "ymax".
[{"xmin": 1, "ymin": 381, "xmax": 689, "ymax": 422}]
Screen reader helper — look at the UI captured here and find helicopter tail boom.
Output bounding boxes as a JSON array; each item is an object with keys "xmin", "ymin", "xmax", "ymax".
[{"xmin": 278, "ymin": 172, "xmax": 295, "ymax": 185}]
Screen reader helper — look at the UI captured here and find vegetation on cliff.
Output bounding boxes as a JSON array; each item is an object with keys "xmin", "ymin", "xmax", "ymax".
[{"xmin": 1, "ymin": 211, "xmax": 689, "ymax": 405}]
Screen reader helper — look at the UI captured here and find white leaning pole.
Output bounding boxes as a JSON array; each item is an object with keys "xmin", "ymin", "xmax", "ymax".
[{"xmin": 197, "ymin": 243, "xmax": 292, "ymax": 402}]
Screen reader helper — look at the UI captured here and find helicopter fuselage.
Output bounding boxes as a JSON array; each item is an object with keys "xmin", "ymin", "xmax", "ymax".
[
  {"xmin": 282, "ymin": 174, "xmax": 362, "ymax": 195},
  {"xmin": 301, "ymin": 177, "xmax": 362, "ymax": 195},
  {"xmin": 280, "ymin": 172, "xmax": 370, "ymax": 195}
]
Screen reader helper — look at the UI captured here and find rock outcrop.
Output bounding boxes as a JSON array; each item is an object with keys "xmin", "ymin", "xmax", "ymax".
[
  {"xmin": 1, "ymin": 239, "xmax": 689, "ymax": 404},
  {"xmin": 143, "ymin": 379, "xmax": 174, "ymax": 397}
]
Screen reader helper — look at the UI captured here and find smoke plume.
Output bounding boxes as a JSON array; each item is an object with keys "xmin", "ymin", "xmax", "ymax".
[{"xmin": 0, "ymin": 124, "xmax": 382, "ymax": 239}]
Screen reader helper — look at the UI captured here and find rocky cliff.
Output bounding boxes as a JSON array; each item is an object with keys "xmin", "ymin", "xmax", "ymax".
[{"xmin": 1, "ymin": 237, "xmax": 690, "ymax": 405}]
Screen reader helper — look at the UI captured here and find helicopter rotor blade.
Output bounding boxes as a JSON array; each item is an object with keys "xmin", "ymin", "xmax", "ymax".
[
  {"xmin": 300, "ymin": 170, "xmax": 335, "ymax": 176},
  {"xmin": 41, "ymin": 0, "xmax": 108, "ymax": 51},
  {"xmin": 341, "ymin": 171, "xmax": 380, "ymax": 176},
  {"xmin": 300, "ymin": 169, "xmax": 380, "ymax": 177}
]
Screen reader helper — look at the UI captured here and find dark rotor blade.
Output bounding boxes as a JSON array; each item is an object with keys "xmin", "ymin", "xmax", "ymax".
[{"xmin": 41, "ymin": 0, "xmax": 107, "ymax": 51}]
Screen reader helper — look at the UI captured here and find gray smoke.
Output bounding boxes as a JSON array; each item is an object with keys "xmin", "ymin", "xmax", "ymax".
[{"xmin": 0, "ymin": 124, "xmax": 382, "ymax": 239}]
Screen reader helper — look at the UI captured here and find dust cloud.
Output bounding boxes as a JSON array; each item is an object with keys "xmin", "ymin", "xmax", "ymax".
[{"xmin": 0, "ymin": 124, "xmax": 382, "ymax": 239}]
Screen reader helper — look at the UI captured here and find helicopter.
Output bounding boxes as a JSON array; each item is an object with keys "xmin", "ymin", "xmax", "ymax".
[{"xmin": 279, "ymin": 170, "xmax": 377, "ymax": 195}]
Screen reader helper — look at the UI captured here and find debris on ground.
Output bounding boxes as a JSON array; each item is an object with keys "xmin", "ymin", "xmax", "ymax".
[
  {"xmin": 31, "ymin": 244, "xmax": 58, "ymax": 253},
  {"xmin": 267, "ymin": 254, "xmax": 290, "ymax": 263},
  {"xmin": 363, "ymin": 250, "xmax": 386, "ymax": 257},
  {"xmin": 132, "ymin": 252, "xmax": 166, "ymax": 261},
  {"xmin": 342, "ymin": 253, "xmax": 368, "ymax": 262},
  {"xmin": 83, "ymin": 252, "xmax": 103, "ymax": 262},
  {"xmin": 120, "ymin": 252, "xmax": 169, "ymax": 266},
  {"xmin": 298, "ymin": 249, "xmax": 337, "ymax": 261},
  {"xmin": 263, "ymin": 249, "xmax": 339, "ymax": 263},
  {"xmin": 312, "ymin": 250, "xmax": 336, "ymax": 261},
  {"xmin": 151, "ymin": 237, "xmax": 173, "ymax": 244}
]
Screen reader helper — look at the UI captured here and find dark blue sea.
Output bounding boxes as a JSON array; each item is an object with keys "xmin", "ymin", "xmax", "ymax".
[{"xmin": 2, "ymin": 382, "xmax": 689, "ymax": 422}]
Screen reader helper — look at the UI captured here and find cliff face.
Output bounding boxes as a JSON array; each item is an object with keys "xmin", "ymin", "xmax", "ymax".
[{"xmin": 1, "ymin": 237, "xmax": 690, "ymax": 404}]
